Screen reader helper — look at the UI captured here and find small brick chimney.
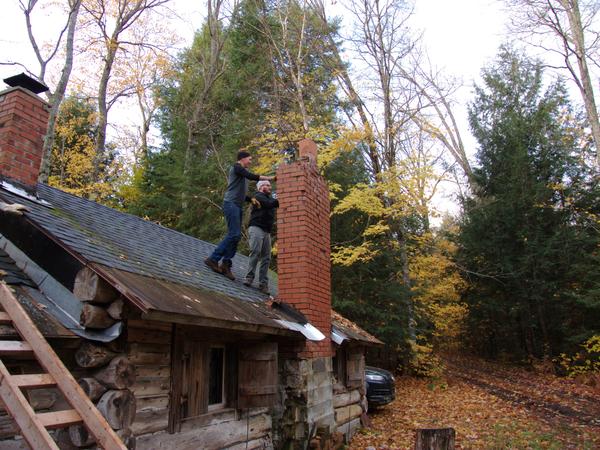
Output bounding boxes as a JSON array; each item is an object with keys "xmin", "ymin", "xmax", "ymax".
[
  {"xmin": 276, "ymin": 139, "xmax": 332, "ymax": 358},
  {"xmin": 0, "ymin": 73, "xmax": 49, "ymax": 188}
]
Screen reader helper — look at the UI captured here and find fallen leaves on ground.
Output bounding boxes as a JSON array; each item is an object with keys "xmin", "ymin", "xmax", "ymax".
[{"xmin": 349, "ymin": 357, "xmax": 600, "ymax": 449}]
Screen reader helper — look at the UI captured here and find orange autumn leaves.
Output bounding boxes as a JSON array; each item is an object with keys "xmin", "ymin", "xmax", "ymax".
[{"xmin": 350, "ymin": 361, "xmax": 600, "ymax": 449}]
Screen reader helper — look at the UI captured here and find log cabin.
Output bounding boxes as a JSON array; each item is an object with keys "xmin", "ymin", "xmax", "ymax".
[{"xmin": 0, "ymin": 73, "xmax": 381, "ymax": 449}]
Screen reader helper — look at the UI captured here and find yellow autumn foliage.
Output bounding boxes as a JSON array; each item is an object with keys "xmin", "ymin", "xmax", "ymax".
[
  {"xmin": 410, "ymin": 232, "xmax": 468, "ymax": 349},
  {"xmin": 48, "ymin": 97, "xmax": 117, "ymax": 203}
]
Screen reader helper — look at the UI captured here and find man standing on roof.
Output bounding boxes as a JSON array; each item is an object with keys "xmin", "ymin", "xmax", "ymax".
[
  {"xmin": 244, "ymin": 180, "xmax": 279, "ymax": 294},
  {"xmin": 205, "ymin": 151, "xmax": 275, "ymax": 281}
]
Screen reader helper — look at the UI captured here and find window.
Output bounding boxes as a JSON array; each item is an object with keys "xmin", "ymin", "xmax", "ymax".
[
  {"xmin": 208, "ymin": 346, "xmax": 225, "ymax": 410},
  {"xmin": 332, "ymin": 346, "xmax": 347, "ymax": 385},
  {"xmin": 333, "ymin": 345, "xmax": 364, "ymax": 389}
]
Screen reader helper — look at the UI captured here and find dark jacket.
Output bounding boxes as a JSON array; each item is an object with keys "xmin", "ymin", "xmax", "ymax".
[
  {"xmin": 223, "ymin": 163, "xmax": 260, "ymax": 206},
  {"xmin": 248, "ymin": 192, "xmax": 279, "ymax": 233}
]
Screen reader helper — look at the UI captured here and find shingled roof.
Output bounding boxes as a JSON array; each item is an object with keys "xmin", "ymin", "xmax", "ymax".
[
  {"xmin": 0, "ymin": 180, "xmax": 378, "ymax": 344},
  {"xmin": 1, "ymin": 182, "xmax": 277, "ymax": 301}
]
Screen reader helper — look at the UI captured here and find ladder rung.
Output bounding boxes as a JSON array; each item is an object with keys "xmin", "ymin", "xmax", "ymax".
[
  {"xmin": 38, "ymin": 409, "xmax": 82, "ymax": 429},
  {"xmin": 0, "ymin": 341, "xmax": 32, "ymax": 354},
  {"xmin": 12, "ymin": 373, "xmax": 56, "ymax": 389},
  {"xmin": 0, "ymin": 312, "xmax": 11, "ymax": 324}
]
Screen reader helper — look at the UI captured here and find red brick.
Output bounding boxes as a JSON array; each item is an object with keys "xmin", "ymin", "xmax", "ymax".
[
  {"xmin": 276, "ymin": 139, "xmax": 332, "ymax": 357},
  {"xmin": 0, "ymin": 87, "xmax": 47, "ymax": 186}
]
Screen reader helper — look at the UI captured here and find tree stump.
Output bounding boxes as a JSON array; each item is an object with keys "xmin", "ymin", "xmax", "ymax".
[
  {"xmin": 415, "ymin": 428, "xmax": 455, "ymax": 450},
  {"xmin": 94, "ymin": 356, "xmax": 136, "ymax": 389},
  {"xmin": 97, "ymin": 389, "xmax": 136, "ymax": 430}
]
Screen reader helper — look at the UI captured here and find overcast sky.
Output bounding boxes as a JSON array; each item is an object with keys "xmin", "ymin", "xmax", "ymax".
[{"xmin": 0, "ymin": 0, "xmax": 507, "ymax": 92}]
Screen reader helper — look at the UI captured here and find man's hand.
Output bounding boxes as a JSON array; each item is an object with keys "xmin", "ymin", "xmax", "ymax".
[
  {"xmin": 251, "ymin": 197, "xmax": 261, "ymax": 209},
  {"xmin": 0, "ymin": 201, "xmax": 29, "ymax": 216}
]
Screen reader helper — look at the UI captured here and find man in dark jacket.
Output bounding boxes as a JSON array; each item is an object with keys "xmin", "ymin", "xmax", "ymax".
[
  {"xmin": 205, "ymin": 151, "xmax": 275, "ymax": 280},
  {"xmin": 244, "ymin": 180, "xmax": 279, "ymax": 294}
]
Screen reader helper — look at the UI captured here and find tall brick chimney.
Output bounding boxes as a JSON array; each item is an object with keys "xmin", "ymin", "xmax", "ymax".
[
  {"xmin": 276, "ymin": 139, "xmax": 332, "ymax": 358},
  {"xmin": 0, "ymin": 73, "xmax": 49, "ymax": 188}
]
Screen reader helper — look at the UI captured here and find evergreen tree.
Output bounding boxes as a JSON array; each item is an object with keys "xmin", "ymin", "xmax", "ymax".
[
  {"xmin": 459, "ymin": 47, "xmax": 600, "ymax": 360},
  {"xmin": 129, "ymin": 1, "xmax": 275, "ymax": 239}
]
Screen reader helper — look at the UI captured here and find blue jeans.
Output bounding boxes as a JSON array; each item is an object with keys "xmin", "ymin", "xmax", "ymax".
[{"xmin": 209, "ymin": 201, "xmax": 242, "ymax": 267}]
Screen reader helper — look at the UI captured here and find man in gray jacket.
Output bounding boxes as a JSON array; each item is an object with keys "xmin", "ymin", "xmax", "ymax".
[
  {"xmin": 204, "ymin": 151, "xmax": 275, "ymax": 280},
  {"xmin": 244, "ymin": 180, "xmax": 279, "ymax": 294}
]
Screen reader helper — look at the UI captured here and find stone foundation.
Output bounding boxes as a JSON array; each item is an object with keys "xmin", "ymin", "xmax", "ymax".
[{"xmin": 274, "ymin": 356, "xmax": 335, "ymax": 449}]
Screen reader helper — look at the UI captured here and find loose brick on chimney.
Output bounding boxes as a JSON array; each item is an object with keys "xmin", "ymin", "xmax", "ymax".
[
  {"xmin": 0, "ymin": 86, "xmax": 49, "ymax": 187},
  {"xmin": 276, "ymin": 139, "xmax": 332, "ymax": 358}
]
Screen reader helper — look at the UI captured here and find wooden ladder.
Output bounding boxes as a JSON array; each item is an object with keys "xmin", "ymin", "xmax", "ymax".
[{"xmin": 0, "ymin": 282, "xmax": 126, "ymax": 450}]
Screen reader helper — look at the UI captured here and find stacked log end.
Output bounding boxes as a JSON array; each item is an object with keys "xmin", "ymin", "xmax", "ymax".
[
  {"xmin": 71, "ymin": 341, "xmax": 136, "ymax": 449},
  {"xmin": 74, "ymin": 267, "xmax": 124, "ymax": 329}
]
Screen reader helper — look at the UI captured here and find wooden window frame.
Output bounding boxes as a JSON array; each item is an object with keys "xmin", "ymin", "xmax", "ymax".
[
  {"xmin": 169, "ymin": 327, "xmax": 238, "ymax": 433},
  {"xmin": 169, "ymin": 326, "xmax": 277, "ymax": 434},
  {"xmin": 345, "ymin": 346, "xmax": 364, "ymax": 389},
  {"xmin": 333, "ymin": 345, "xmax": 347, "ymax": 387}
]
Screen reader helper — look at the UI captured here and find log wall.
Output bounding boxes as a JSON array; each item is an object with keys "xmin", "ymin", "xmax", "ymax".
[
  {"xmin": 333, "ymin": 386, "xmax": 364, "ymax": 441},
  {"xmin": 136, "ymin": 409, "xmax": 273, "ymax": 450},
  {"xmin": 129, "ymin": 320, "xmax": 275, "ymax": 449},
  {"xmin": 126, "ymin": 319, "xmax": 172, "ymax": 437}
]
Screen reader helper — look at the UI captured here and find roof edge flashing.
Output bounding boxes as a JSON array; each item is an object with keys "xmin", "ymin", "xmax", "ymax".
[
  {"xmin": 1, "ymin": 180, "xmax": 52, "ymax": 208},
  {"xmin": 0, "ymin": 234, "xmax": 122, "ymax": 342}
]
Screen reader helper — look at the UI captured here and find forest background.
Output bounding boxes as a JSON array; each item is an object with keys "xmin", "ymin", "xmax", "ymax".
[{"xmin": 1, "ymin": 0, "xmax": 599, "ymax": 377}]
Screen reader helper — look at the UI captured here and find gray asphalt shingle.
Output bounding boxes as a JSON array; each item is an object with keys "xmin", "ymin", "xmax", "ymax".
[{"xmin": 0, "ymin": 183, "xmax": 278, "ymax": 303}]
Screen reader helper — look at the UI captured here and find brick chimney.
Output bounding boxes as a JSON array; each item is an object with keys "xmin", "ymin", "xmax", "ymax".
[
  {"xmin": 276, "ymin": 139, "xmax": 332, "ymax": 358},
  {"xmin": 0, "ymin": 73, "xmax": 49, "ymax": 188}
]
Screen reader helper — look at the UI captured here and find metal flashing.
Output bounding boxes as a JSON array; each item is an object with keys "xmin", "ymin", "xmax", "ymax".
[
  {"xmin": 0, "ymin": 235, "xmax": 122, "ymax": 342},
  {"xmin": 0, "ymin": 180, "xmax": 52, "ymax": 208},
  {"xmin": 331, "ymin": 325, "xmax": 347, "ymax": 345},
  {"xmin": 275, "ymin": 319, "xmax": 326, "ymax": 341}
]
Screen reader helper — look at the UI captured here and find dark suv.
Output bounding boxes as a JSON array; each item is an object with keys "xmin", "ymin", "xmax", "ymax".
[{"xmin": 365, "ymin": 366, "xmax": 396, "ymax": 407}]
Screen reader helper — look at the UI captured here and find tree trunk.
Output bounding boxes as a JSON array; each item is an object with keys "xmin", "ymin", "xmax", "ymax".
[
  {"xmin": 38, "ymin": 0, "xmax": 82, "ymax": 183},
  {"xmin": 399, "ymin": 236, "xmax": 416, "ymax": 342},
  {"xmin": 73, "ymin": 267, "xmax": 119, "ymax": 304},
  {"xmin": 96, "ymin": 390, "xmax": 136, "ymax": 430},
  {"xmin": 75, "ymin": 342, "xmax": 116, "ymax": 368},
  {"xmin": 80, "ymin": 303, "xmax": 116, "ymax": 329},
  {"xmin": 94, "ymin": 356, "xmax": 136, "ymax": 389},
  {"xmin": 78, "ymin": 377, "xmax": 107, "ymax": 401},
  {"xmin": 94, "ymin": 36, "xmax": 118, "ymax": 181},
  {"xmin": 560, "ymin": 0, "xmax": 600, "ymax": 167}
]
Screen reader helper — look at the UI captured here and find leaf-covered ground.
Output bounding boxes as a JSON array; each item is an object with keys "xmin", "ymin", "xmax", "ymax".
[{"xmin": 349, "ymin": 357, "xmax": 600, "ymax": 449}]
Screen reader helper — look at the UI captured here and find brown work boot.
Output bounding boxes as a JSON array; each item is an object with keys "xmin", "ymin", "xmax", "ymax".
[
  {"xmin": 258, "ymin": 284, "xmax": 270, "ymax": 295},
  {"xmin": 204, "ymin": 258, "xmax": 221, "ymax": 273},
  {"xmin": 220, "ymin": 264, "xmax": 235, "ymax": 281}
]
